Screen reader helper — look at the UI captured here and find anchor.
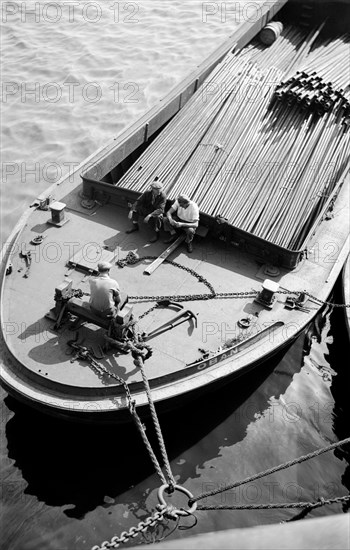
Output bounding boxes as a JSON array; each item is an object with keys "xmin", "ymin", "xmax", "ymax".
[{"xmin": 143, "ymin": 306, "xmax": 198, "ymax": 341}]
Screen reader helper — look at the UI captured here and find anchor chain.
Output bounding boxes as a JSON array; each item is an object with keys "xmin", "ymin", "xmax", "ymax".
[
  {"xmin": 276, "ymin": 289, "xmax": 350, "ymax": 308},
  {"xmin": 117, "ymin": 253, "xmax": 350, "ymax": 307},
  {"xmin": 91, "ymin": 485, "xmax": 198, "ymax": 550},
  {"xmin": 67, "ymin": 338, "xmax": 134, "ymax": 407},
  {"xmin": 91, "ymin": 506, "xmax": 169, "ymax": 550},
  {"xmin": 300, "ymin": 291, "xmax": 350, "ymax": 308},
  {"xmin": 125, "ymin": 254, "xmax": 217, "ymax": 302},
  {"xmin": 119, "ymin": 252, "xmax": 257, "ymax": 303}
]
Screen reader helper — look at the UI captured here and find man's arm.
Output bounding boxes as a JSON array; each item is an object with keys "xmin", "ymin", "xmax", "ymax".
[
  {"xmin": 130, "ymin": 191, "xmax": 146, "ymax": 213},
  {"xmin": 173, "ymin": 203, "xmax": 199, "ymax": 229},
  {"xmin": 144, "ymin": 193, "xmax": 167, "ymax": 222},
  {"xmin": 176, "ymin": 219, "xmax": 199, "ymax": 229},
  {"xmin": 113, "ymin": 290, "xmax": 121, "ymax": 306},
  {"xmin": 166, "ymin": 205, "xmax": 177, "ymax": 226},
  {"xmin": 149, "ymin": 192, "xmax": 166, "ymax": 217},
  {"xmin": 112, "ymin": 282, "xmax": 121, "ymax": 306}
]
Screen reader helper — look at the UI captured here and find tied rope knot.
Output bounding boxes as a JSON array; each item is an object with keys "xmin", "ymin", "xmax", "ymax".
[
  {"xmin": 156, "ymin": 504, "xmax": 179, "ymax": 521},
  {"xmin": 130, "ymin": 341, "xmax": 153, "ymax": 362}
]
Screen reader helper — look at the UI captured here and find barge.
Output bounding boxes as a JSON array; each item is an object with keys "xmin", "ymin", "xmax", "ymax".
[{"xmin": 0, "ymin": 0, "xmax": 349, "ymax": 422}]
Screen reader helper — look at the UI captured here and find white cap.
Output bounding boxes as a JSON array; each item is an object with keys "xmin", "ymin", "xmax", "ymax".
[
  {"xmin": 151, "ymin": 181, "xmax": 163, "ymax": 189},
  {"xmin": 98, "ymin": 261, "xmax": 112, "ymax": 272}
]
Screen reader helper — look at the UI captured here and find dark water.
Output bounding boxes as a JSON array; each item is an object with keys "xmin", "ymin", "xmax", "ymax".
[{"xmin": 1, "ymin": 278, "xmax": 349, "ymax": 550}]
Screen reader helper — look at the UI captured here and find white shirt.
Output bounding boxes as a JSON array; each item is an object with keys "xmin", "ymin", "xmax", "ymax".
[
  {"xmin": 172, "ymin": 200, "xmax": 199, "ymax": 223},
  {"xmin": 89, "ymin": 274, "xmax": 120, "ymax": 313}
]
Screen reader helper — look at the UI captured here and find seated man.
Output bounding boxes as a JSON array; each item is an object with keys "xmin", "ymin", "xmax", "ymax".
[
  {"xmin": 126, "ymin": 180, "xmax": 166, "ymax": 242},
  {"xmin": 163, "ymin": 194, "xmax": 199, "ymax": 253},
  {"xmin": 89, "ymin": 261, "xmax": 121, "ymax": 319}
]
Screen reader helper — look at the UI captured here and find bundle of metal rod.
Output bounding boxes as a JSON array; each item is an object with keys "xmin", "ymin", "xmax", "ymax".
[
  {"xmin": 302, "ymin": 34, "xmax": 350, "ymax": 88},
  {"xmin": 273, "ymin": 33, "xmax": 350, "ymax": 121},
  {"xmin": 116, "ymin": 22, "xmax": 349, "ymax": 252},
  {"xmin": 174, "ymin": 65, "xmax": 281, "ymax": 205},
  {"xmin": 282, "ymin": 117, "xmax": 350, "ymax": 249},
  {"xmin": 282, "ymin": 21, "xmax": 327, "ymax": 78},
  {"xmin": 222, "ymin": 109, "xmax": 348, "ymax": 249},
  {"xmin": 117, "ymin": 24, "xmax": 330, "ymax": 197},
  {"xmin": 117, "ymin": 52, "xmax": 248, "ymax": 193},
  {"xmin": 239, "ymin": 25, "xmax": 310, "ymax": 72}
]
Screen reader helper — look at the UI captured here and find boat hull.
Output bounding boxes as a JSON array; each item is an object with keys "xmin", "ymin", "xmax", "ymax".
[{"xmin": 1, "ymin": 332, "xmax": 299, "ymax": 424}]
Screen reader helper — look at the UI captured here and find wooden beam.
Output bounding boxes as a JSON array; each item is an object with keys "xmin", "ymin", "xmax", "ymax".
[{"xmin": 143, "ymin": 234, "xmax": 185, "ymax": 275}]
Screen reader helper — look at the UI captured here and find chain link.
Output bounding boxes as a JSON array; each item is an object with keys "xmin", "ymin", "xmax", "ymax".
[
  {"xmin": 67, "ymin": 339, "xmax": 172, "ymax": 486},
  {"xmin": 91, "ymin": 507, "xmax": 167, "ymax": 550},
  {"xmin": 303, "ymin": 291, "xmax": 350, "ymax": 308},
  {"xmin": 138, "ymin": 302, "xmax": 162, "ymax": 319},
  {"xmin": 120, "ymin": 254, "xmax": 350, "ymax": 308},
  {"xmin": 126, "ymin": 254, "xmax": 216, "ymax": 302},
  {"xmin": 125, "ymin": 254, "xmax": 255, "ymax": 303},
  {"xmin": 276, "ymin": 288, "xmax": 350, "ymax": 308},
  {"xmin": 67, "ymin": 340, "xmax": 135, "ymax": 408}
]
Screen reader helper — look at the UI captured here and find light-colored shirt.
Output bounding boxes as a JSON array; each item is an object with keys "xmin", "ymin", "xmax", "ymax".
[
  {"xmin": 89, "ymin": 274, "xmax": 120, "ymax": 313},
  {"xmin": 172, "ymin": 200, "xmax": 199, "ymax": 224}
]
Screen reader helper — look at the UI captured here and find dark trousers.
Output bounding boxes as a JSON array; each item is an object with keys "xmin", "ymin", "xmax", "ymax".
[
  {"xmin": 163, "ymin": 214, "xmax": 196, "ymax": 243},
  {"xmin": 132, "ymin": 208, "xmax": 163, "ymax": 232}
]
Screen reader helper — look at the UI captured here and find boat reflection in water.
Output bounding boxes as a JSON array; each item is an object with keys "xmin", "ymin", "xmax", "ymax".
[{"xmin": 2, "ymin": 298, "xmax": 349, "ymax": 548}]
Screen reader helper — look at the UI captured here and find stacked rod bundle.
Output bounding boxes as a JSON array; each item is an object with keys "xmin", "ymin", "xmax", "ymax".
[
  {"xmin": 116, "ymin": 21, "xmax": 349, "ymax": 251},
  {"xmin": 273, "ymin": 33, "xmax": 350, "ymax": 121},
  {"xmin": 119, "ymin": 53, "xmax": 250, "ymax": 191},
  {"xmin": 301, "ymin": 34, "xmax": 350, "ymax": 90},
  {"xmin": 117, "ymin": 54, "xmax": 282, "ymax": 196},
  {"xmin": 214, "ymin": 104, "xmax": 348, "ymax": 249},
  {"xmin": 239, "ymin": 24, "xmax": 316, "ymax": 73}
]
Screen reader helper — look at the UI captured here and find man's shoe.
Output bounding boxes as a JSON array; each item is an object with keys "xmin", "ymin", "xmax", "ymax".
[
  {"xmin": 187, "ymin": 242, "xmax": 193, "ymax": 253},
  {"xmin": 126, "ymin": 224, "xmax": 139, "ymax": 234},
  {"xmin": 163, "ymin": 235, "xmax": 177, "ymax": 244},
  {"xmin": 149, "ymin": 232, "xmax": 159, "ymax": 243}
]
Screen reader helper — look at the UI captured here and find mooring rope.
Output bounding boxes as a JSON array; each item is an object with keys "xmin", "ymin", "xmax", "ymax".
[
  {"xmin": 135, "ymin": 353, "xmax": 176, "ymax": 490},
  {"xmin": 197, "ymin": 495, "xmax": 350, "ymax": 511},
  {"xmin": 129, "ymin": 410, "xmax": 168, "ymax": 486},
  {"xmin": 189, "ymin": 437, "xmax": 350, "ymax": 505},
  {"xmin": 67, "ymin": 336, "xmax": 169, "ymax": 487}
]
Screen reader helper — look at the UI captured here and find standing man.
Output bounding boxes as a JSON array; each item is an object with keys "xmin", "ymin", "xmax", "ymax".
[
  {"xmin": 89, "ymin": 261, "xmax": 121, "ymax": 319},
  {"xmin": 163, "ymin": 194, "xmax": 199, "ymax": 253},
  {"xmin": 126, "ymin": 181, "xmax": 167, "ymax": 243}
]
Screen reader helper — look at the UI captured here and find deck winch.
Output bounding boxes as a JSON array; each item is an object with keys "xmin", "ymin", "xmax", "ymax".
[
  {"xmin": 46, "ymin": 279, "xmax": 133, "ymax": 335},
  {"xmin": 254, "ymin": 279, "xmax": 279, "ymax": 309}
]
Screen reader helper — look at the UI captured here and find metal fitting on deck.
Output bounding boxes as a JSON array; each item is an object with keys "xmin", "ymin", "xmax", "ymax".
[{"xmin": 254, "ymin": 279, "xmax": 279, "ymax": 309}]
